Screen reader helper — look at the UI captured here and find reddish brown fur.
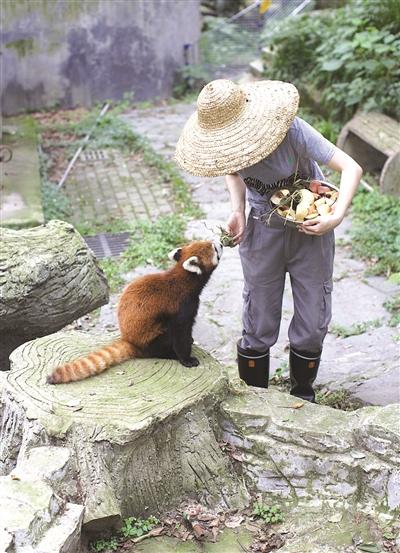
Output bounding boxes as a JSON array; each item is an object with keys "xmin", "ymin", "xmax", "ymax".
[{"xmin": 47, "ymin": 241, "xmax": 220, "ymax": 384}]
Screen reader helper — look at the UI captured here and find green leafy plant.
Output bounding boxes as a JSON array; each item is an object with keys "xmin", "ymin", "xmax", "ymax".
[
  {"xmin": 253, "ymin": 502, "xmax": 284, "ymax": 524},
  {"xmin": 90, "ymin": 536, "xmax": 118, "ymax": 552},
  {"xmin": 330, "ymin": 319, "xmax": 382, "ymax": 338},
  {"xmin": 262, "ymin": 0, "xmax": 400, "ymax": 121},
  {"xmin": 383, "ymin": 294, "xmax": 400, "ymax": 327},
  {"xmin": 120, "ymin": 515, "xmax": 159, "ymax": 539}
]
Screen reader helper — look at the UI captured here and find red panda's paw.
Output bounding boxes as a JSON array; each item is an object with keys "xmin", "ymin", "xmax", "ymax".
[{"xmin": 180, "ymin": 356, "xmax": 200, "ymax": 368}]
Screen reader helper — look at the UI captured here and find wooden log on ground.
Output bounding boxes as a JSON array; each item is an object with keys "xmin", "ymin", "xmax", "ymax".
[
  {"xmin": 337, "ymin": 111, "xmax": 400, "ymax": 197},
  {"xmin": 0, "ymin": 220, "xmax": 109, "ymax": 370},
  {"xmin": 0, "ymin": 332, "xmax": 247, "ymax": 532}
]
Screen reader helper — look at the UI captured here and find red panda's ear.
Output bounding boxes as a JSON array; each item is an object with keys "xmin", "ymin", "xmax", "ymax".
[
  {"xmin": 168, "ymin": 247, "xmax": 182, "ymax": 262},
  {"xmin": 182, "ymin": 256, "xmax": 202, "ymax": 275}
]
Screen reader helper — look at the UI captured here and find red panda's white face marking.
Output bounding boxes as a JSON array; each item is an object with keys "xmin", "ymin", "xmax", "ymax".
[
  {"xmin": 183, "ymin": 256, "xmax": 202, "ymax": 274},
  {"xmin": 168, "ymin": 247, "xmax": 181, "ymax": 261},
  {"xmin": 168, "ymin": 240, "xmax": 223, "ymax": 275},
  {"xmin": 212, "ymin": 240, "xmax": 223, "ymax": 266}
]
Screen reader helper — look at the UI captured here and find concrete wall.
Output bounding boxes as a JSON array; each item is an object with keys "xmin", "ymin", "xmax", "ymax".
[{"xmin": 1, "ymin": 0, "xmax": 200, "ymax": 115}]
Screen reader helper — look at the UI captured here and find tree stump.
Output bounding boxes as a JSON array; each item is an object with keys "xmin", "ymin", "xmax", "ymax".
[
  {"xmin": 0, "ymin": 331, "xmax": 247, "ymax": 531},
  {"xmin": 337, "ymin": 111, "xmax": 400, "ymax": 197},
  {"xmin": 0, "ymin": 220, "xmax": 109, "ymax": 369}
]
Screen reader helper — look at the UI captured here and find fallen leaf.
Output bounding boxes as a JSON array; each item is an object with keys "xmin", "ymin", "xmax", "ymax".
[
  {"xmin": 357, "ymin": 544, "xmax": 381, "ymax": 553},
  {"xmin": 231, "ymin": 451, "xmax": 244, "ymax": 462},
  {"xmin": 10, "ymin": 474, "xmax": 20, "ymax": 481},
  {"xmin": 192, "ymin": 522, "xmax": 208, "ymax": 540},
  {"xmin": 292, "ymin": 402, "xmax": 305, "ymax": 409},
  {"xmin": 225, "ymin": 514, "xmax": 244, "ymax": 528}
]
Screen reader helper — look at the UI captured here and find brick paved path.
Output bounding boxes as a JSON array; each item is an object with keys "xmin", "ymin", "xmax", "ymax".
[
  {"xmin": 64, "ymin": 149, "xmax": 173, "ymax": 231},
  {"xmin": 120, "ymin": 101, "xmax": 400, "ymax": 406}
]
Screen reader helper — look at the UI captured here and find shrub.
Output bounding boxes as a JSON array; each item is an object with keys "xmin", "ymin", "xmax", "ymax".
[
  {"xmin": 350, "ymin": 188, "xmax": 400, "ymax": 276},
  {"xmin": 262, "ymin": 0, "xmax": 400, "ymax": 122}
]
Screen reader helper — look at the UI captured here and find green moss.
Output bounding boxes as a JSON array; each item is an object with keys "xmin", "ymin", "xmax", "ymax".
[
  {"xmin": 3, "ymin": 0, "xmax": 99, "ymax": 25},
  {"xmin": 5, "ymin": 38, "xmax": 35, "ymax": 57}
]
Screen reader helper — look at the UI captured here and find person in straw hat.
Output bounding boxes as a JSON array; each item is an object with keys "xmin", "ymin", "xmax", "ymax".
[{"xmin": 174, "ymin": 79, "xmax": 362, "ymax": 402}]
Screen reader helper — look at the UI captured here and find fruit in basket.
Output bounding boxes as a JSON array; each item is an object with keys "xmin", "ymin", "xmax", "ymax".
[
  {"xmin": 270, "ymin": 181, "xmax": 338, "ymax": 224},
  {"xmin": 316, "ymin": 203, "xmax": 331, "ymax": 216},
  {"xmin": 309, "ymin": 180, "xmax": 320, "ymax": 193},
  {"xmin": 270, "ymin": 189, "xmax": 290, "ymax": 206},
  {"xmin": 317, "ymin": 184, "xmax": 332, "ymax": 195}
]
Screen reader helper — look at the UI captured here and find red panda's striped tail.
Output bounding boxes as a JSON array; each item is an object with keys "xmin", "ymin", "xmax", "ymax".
[{"xmin": 47, "ymin": 339, "xmax": 137, "ymax": 384}]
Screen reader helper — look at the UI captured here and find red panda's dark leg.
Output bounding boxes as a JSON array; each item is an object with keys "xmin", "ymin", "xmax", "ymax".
[
  {"xmin": 145, "ymin": 332, "xmax": 178, "ymax": 360},
  {"xmin": 170, "ymin": 298, "xmax": 200, "ymax": 368}
]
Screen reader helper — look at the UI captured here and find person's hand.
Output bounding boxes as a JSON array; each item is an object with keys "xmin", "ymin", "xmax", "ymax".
[
  {"xmin": 299, "ymin": 214, "xmax": 343, "ymax": 236},
  {"xmin": 226, "ymin": 210, "xmax": 246, "ymax": 245}
]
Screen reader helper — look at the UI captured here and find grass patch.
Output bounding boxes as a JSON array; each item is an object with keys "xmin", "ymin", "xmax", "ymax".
[
  {"xmin": 315, "ymin": 388, "xmax": 365, "ymax": 411},
  {"xmin": 36, "ymin": 102, "xmax": 201, "ymax": 291},
  {"xmin": 97, "ymin": 214, "xmax": 187, "ymax": 292},
  {"xmin": 350, "ymin": 188, "xmax": 400, "ymax": 277},
  {"xmin": 122, "ymin": 214, "xmax": 186, "ymax": 269},
  {"xmin": 383, "ymin": 294, "xmax": 400, "ymax": 327},
  {"xmin": 329, "ymin": 319, "xmax": 382, "ymax": 338},
  {"xmin": 40, "ymin": 181, "xmax": 72, "ymax": 222}
]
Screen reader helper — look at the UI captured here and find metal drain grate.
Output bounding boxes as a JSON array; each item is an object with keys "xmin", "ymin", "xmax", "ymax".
[
  {"xmin": 84, "ymin": 232, "xmax": 131, "ymax": 259},
  {"xmin": 80, "ymin": 149, "xmax": 109, "ymax": 162}
]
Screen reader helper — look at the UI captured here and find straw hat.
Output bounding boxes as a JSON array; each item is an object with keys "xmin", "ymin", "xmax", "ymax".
[{"xmin": 174, "ymin": 79, "xmax": 299, "ymax": 177}]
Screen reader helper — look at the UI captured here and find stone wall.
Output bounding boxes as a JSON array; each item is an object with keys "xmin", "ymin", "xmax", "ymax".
[{"xmin": 1, "ymin": 0, "xmax": 200, "ymax": 115}]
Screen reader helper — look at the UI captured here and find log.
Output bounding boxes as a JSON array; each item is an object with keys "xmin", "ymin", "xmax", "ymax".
[
  {"xmin": 0, "ymin": 220, "xmax": 109, "ymax": 369},
  {"xmin": 0, "ymin": 332, "xmax": 247, "ymax": 532},
  {"xmin": 337, "ymin": 111, "xmax": 400, "ymax": 197}
]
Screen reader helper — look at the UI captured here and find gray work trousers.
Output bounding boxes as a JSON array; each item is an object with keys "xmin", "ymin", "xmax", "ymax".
[{"xmin": 239, "ymin": 208, "xmax": 334, "ymax": 354}]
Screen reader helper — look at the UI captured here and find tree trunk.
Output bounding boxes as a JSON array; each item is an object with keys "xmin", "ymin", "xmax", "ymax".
[
  {"xmin": 0, "ymin": 332, "xmax": 247, "ymax": 533},
  {"xmin": 0, "ymin": 220, "xmax": 109, "ymax": 369}
]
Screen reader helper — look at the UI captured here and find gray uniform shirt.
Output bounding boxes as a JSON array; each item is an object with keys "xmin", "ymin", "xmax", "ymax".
[{"xmin": 238, "ymin": 117, "xmax": 336, "ymax": 209}]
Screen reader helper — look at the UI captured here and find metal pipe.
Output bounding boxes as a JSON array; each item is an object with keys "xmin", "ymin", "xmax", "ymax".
[{"xmin": 57, "ymin": 103, "xmax": 110, "ymax": 189}]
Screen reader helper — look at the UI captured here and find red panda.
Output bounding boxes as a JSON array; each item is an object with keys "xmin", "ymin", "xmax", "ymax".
[{"xmin": 47, "ymin": 240, "xmax": 223, "ymax": 384}]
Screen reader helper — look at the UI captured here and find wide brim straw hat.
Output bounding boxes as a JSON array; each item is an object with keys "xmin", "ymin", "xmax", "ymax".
[{"xmin": 174, "ymin": 79, "xmax": 299, "ymax": 177}]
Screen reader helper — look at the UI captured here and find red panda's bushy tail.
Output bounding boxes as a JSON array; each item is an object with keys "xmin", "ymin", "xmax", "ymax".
[{"xmin": 46, "ymin": 339, "xmax": 137, "ymax": 384}]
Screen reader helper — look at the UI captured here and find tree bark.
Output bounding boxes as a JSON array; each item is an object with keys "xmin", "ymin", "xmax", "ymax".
[
  {"xmin": 0, "ymin": 332, "xmax": 247, "ymax": 532},
  {"xmin": 0, "ymin": 220, "xmax": 109, "ymax": 369}
]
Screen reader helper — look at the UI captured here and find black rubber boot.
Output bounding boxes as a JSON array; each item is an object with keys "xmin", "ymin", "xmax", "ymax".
[
  {"xmin": 237, "ymin": 341, "xmax": 269, "ymax": 388},
  {"xmin": 289, "ymin": 347, "xmax": 321, "ymax": 403}
]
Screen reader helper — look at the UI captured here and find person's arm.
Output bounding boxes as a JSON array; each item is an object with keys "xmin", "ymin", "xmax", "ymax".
[
  {"xmin": 225, "ymin": 173, "xmax": 246, "ymax": 245},
  {"xmin": 300, "ymin": 147, "xmax": 362, "ymax": 236}
]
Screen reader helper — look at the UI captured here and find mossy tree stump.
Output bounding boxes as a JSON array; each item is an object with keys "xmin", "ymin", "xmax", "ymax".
[
  {"xmin": 0, "ymin": 331, "xmax": 246, "ymax": 531},
  {"xmin": 0, "ymin": 220, "xmax": 109, "ymax": 369}
]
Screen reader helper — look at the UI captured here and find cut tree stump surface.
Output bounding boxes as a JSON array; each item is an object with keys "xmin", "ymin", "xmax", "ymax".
[
  {"xmin": 337, "ymin": 111, "xmax": 400, "ymax": 196},
  {"xmin": 338, "ymin": 111, "xmax": 400, "ymax": 157},
  {"xmin": 5, "ymin": 332, "xmax": 226, "ymax": 439},
  {"xmin": 1, "ymin": 331, "xmax": 244, "ymax": 530}
]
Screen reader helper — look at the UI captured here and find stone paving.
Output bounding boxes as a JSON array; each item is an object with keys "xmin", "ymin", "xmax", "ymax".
[
  {"xmin": 1, "ymin": 116, "xmax": 44, "ymax": 228},
  {"xmin": 119, "ymin": 99, "xmax": 400, "ymax": 406},
  {"xmin": 64, "ymin": 149, "xmax": 174, "ymax": 231}
]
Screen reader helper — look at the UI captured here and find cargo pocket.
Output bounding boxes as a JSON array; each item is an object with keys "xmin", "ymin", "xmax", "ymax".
[
  {"xmin": 240, "ymin": 210, "xmax": 255, "ymax": 250},
  {"xmin": 319, "ymin": 279, "xmax": 333, "ymax": 332},
  {"xmin": 242, "ymin": 291, "xmax": 255, "ymax": 336}
]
